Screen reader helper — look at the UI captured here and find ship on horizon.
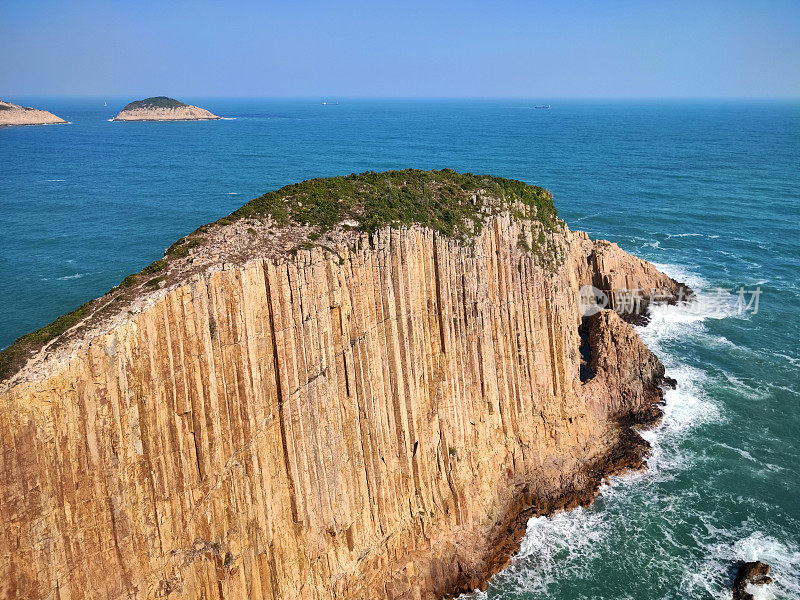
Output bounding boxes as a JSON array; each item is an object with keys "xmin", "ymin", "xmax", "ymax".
[{"xmin": 534, "ymin": 104, "xmax": 551, "ymax": 109}]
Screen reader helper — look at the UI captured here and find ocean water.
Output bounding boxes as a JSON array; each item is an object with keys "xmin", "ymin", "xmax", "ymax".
[{"xmin": 1, "ymin": 98, "xmax": 798, "ymax": 599}]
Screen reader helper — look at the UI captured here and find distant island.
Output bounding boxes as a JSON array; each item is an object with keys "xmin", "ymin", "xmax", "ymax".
[
  {"xmin": 0, "ymin": 100, "xmax": 67, "ymax": 127},
  {"xmin": 112, "ymin": 96, "xmax": 220, "ymax": 121}
]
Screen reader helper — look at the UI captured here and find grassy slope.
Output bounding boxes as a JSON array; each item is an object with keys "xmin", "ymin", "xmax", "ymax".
[{"xmin": 227, "ymin": 168, "xmax": 557, "ymax": 239}]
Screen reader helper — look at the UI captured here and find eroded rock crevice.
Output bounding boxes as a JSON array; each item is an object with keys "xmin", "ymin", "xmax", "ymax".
[{"xmin": 578, "ymin": 318, "xmax": 595, "ymax": 382}]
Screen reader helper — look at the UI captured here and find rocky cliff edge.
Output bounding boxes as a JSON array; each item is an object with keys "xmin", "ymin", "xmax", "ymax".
[{"xmin": 0, "ymin": 170, "xmax": 690, "ymax": 600}]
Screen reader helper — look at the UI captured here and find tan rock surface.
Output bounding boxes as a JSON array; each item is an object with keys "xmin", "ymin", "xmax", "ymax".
[
  {"xmin": 0, "ymin": 213, "xmax": 684, "ymax": 599},
  {"xmin": 0, "ymin": 101, "xmax": 67, "ymax": 126}
]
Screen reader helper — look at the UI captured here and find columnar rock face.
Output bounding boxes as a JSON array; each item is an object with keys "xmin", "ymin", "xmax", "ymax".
[
  {"xmin": 0, "ymin": 213, "xmax": 680, "ymax": 599},
  {"xmin": 0, "ymin": 101, "xmax": 67, "ymax": 126},
  {"xmin": 112, "ymin": 97, "xmax": 220, "ymax": 121}
]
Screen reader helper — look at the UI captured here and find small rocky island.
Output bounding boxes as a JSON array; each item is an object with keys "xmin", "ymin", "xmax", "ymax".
[
  {"xmin": 112, "ymin": 96, "xmax": 220, "ymax": 121},
  {"xmin": 0, "ymin": 100, "xmax": 67, "ymax": 127}
]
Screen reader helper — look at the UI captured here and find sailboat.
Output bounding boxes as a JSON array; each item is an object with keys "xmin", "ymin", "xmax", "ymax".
[{"xmin": 103, "ymin": 100, "xmax": 108, "ymax": 107}]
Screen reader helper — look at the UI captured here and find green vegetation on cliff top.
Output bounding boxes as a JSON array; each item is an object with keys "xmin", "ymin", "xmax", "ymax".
[
  {"xmin": 0, "ymin": 169, "xmax": 557, "ymax": 382},
  {"xmin": 224, "ymin": 168, "xmax": 558, "ymax": 240},
  {"xmin": 120, "ymin": 96, "xmax": 188, "ymax": 111}
]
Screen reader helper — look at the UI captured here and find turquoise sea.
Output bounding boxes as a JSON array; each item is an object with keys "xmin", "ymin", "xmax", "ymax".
[{"xmin": 1, "ymin": 98, "xmax": 798, "ymax": 599}]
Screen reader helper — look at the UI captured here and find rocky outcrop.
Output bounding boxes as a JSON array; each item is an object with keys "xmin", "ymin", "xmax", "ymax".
[
  {"xmin": 733, "ymin": 561, "xmax": 772, "ymax": 600},
  {"xmin": 112, "ymin": 97, "xmax": 220, "ymax": 121},
  {"xmin": 0, "ymin": 101, "xmax": 67, "ymax": 127},
  {"xmin": 579, "ymin": 233, "xmax": 690, "ymax": 321},
  {"xmin": 0, "ymin": 173, "xmax": 686, "ymax": 600},
  {"xmin": 583, "ymin": 309, "xmax": 665, "ymax": 427}
]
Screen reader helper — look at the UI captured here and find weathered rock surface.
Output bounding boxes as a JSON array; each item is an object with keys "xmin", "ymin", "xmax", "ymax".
[
  {"xmin": 112, "ymin": 97, "xmax": 220, "ymax": 121},
  {"xmin": 733, "ymin": 561, "xmax": 772, "ymax": 600},
  {"xmin": 0, "ymin": 211, "xmax": 683, "ymax": 599},
  {"xmin": 0, "ymin": 100, "xmax": 67, "ymax": 127}
]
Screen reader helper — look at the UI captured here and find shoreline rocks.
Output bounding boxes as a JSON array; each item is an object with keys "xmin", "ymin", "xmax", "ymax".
[
  {"xmin": 111, "ymin": 96, "xmax": 220, "ymax": 121},
  {"xmin": 733, "ymin": 561, "xmax": 772, "ymax": 600},
  {"xmin": 0, "ymin": 100, "xmax": 67, "ymax": 127}
]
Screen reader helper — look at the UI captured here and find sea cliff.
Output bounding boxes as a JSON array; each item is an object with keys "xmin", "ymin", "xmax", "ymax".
[
  {"xmin": 112, "ymin": 97, "xmax": 220, "ymax": 122},
  {"xmin": 0, "ymin": 171, "xmax": 685, "ymax": 599},
  {"xmin": 0, "ymin": 101, "xmax": 67, "ymax": 127}
]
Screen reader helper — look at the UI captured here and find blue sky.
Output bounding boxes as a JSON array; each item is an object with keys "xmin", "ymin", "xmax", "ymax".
[{"xmin": 1, "ymin": 0, "xmax": 798, "ymax": 97}]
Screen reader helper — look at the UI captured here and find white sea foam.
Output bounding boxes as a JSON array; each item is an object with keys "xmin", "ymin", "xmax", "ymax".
[
  {"xmin": 488, "ymin": 505, "xmax": 614, "ymax": 597},
  {"xmin": 637, "ymin": 363, "xmax": 721, "ymax": 485},
  {"xmin": 56, "ymin": 273, "xmax": 85, "ymax": 280},
  {"xmin": 455, "ymin": 590, "xmax": 487, "ymax": 600},
  {"xmin": 717, "ymin": 442, "xmax": 758, "ymax": 463},
  {"xmin": 45, "ymin": 179, "xmax": 66, "ymax": 182},
  {"xmin": 771, "ymin": 352, "xmax": 800, "ymax": 368},
  {"xmin": 638, "ymin": 266, "xmax": 740, "ymax": 352},
  {"xmin": 570, "ymin": 212, "xmax": 602, "ymax": 224},
  {"xmin": 686, "ymin": 531, "xmax": 800, "ymax": 600},
  {"xmin": 764, "ymin": 383, "xmax": 800, "ymax": 400},
  {"xmin": 720, "ymin": 372, "xmax": 769, "ymax": 401},
  {"xmin": 632, "ymin": 268, "xmax": 728, "ymax": 476},
  {"xmin": 454, "ymin": 498, "xmax": 632, "ymax": 597},
  {"xmin": 650, "ymin": 262, "xmax": 710, "ymax": 292},
  {"xmin": 661, "ymin": 366, "xmax": 718, "ymax": 433}
]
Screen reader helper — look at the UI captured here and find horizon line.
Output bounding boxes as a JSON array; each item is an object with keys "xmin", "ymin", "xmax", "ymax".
[{"xmin": 3, "ymin": 94, "xmax": 800, "ymax": 102}]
